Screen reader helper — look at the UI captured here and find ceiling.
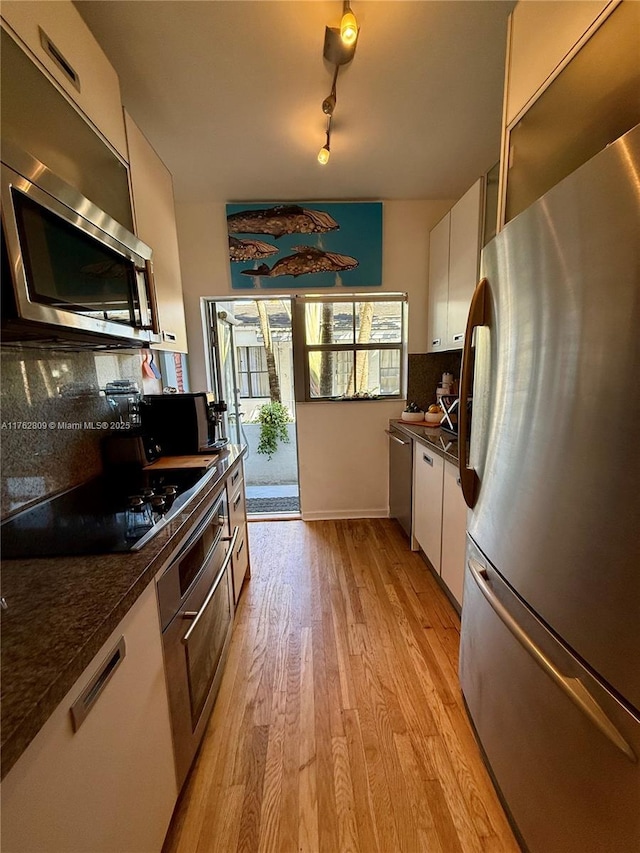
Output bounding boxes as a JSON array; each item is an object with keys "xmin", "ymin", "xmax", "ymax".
[{"xmin": 75, "ymin": 1, "xmax": 515, "ymax": 205}]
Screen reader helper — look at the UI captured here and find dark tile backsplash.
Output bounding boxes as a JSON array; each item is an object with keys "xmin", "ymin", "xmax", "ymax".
[
  {"xmin": 407, "ymin": 351, "xmax": 463, "ymax": 412},
  {"xmin": 0, "ymin": 348, "xmax": 156, "ymax": 517}
]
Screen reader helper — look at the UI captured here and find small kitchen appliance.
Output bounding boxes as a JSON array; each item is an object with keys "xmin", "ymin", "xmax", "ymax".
[
  {"xmin": 140, "ymin": 392, "xmax": 228, "ymax": 456},
  {"xmin": 1, "ymin": 142, "xmax": 158, "ymax": 347}
]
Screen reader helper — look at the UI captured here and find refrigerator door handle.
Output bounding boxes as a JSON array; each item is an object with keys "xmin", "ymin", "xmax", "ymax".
[
  {"xmin": 468, "ymin": 558, "xmax": 637, "ymax": 763},
  {"xmin": 458, "ymin": 278, "xmax": 488, "ymax": 508}
]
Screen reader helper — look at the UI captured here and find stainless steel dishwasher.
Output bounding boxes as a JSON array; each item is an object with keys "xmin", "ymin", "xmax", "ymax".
[{"xmin": 386, "ymin": 425, "xmax": 413, "ymax": 538}]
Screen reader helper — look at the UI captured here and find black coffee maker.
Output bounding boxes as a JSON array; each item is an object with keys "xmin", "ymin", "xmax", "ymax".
[{"xmin": 140, "ymin": 392, "xmax": 228, "ymax": 456}]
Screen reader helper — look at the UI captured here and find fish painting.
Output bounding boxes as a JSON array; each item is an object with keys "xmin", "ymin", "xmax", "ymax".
[
  {"xmin": 228, "ymin": 236, "xmax": 278, "ymax": 262},
  {"xmin": 227, "ymin": 205, "xmax": 339, "ymax": 238},
  {"xmin": 241, "ymin": 246, "xmax": 359, "ymax": 278}
]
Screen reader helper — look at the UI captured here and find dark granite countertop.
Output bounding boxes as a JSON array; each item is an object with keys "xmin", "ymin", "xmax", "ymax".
[
  {"xmin": 0, "ymin": 445, "xmax": 246, "ymax": 780},
  {"xmin": 390, "ymin": 419, "xmax": 461, "ymax": 465}
]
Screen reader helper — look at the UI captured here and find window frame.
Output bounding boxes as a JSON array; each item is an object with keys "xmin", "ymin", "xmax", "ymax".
[{"xmin": 292, "ymin": 293, "xmax": 408, "ymax": 403}]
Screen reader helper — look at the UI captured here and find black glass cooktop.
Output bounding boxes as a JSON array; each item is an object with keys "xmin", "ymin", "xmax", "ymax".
[{"xmin": 1, "ymin": 466, "xmax": 215, "ymax": 558}]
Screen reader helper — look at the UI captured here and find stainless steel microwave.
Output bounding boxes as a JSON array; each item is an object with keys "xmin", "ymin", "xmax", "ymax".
[{"xmin": 1, "ymin": 142, "xmax": 159, "ymax": 347}]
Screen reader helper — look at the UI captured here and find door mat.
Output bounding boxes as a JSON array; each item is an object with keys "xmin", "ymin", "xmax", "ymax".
[{"xmin": 246, "ymin": 496, "xmax": 300, "ymax": 514}]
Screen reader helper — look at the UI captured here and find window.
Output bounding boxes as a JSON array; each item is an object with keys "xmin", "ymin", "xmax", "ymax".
[
  {"xmin": 293, "ymin": 295, "xmax": 407, "ymax": 401},
  {"xmin": 237, "ymin": 345, "xmax": 270, "ymax": 398}
]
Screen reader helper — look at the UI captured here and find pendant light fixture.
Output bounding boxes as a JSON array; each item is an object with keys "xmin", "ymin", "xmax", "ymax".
[
  {"xmin": 317, "ymin": 2, "xmax": 359, "ymax": 165},
  {"xmin": 340, "ymin": 4, "xmax": 358, "ymax": 46}
]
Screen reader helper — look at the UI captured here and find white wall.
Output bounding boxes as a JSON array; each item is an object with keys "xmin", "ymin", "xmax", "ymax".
[{"xmin": 175, "ymin": 199, "xmax": 452, "ymax": 518}]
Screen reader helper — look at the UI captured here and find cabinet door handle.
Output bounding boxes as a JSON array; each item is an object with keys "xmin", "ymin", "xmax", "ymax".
[
  {"xmin": 70, "ymin": 637, "xmax": 126, "ymax": 732},
  {"xmin": 233, "ymin": 493, "xmax": 242, "ymax": 511},
  {"xmin": 423, "ymin": 453, "xmax": 433, "ymax": 466},
  {"xmin": 237, "ymin": 538, "xmax": 245, "ymax": 557},
  {"xmin": 453, "ymin": 333, "xmax": 464, "ymax": 343},
  {"xmin": 432, "ymin": 338, "xmax": 441, "ymax": 347},
  {"xmin": 231, "ymin": 469, "xmax": 240, "ymax": 486},
  {"xmin": 162, "ymin": 330, "xmax": 177, "ymax": 343},
  {"xmin": 39, "ymin": 27, "xmax": 81, "ymax": 92}
]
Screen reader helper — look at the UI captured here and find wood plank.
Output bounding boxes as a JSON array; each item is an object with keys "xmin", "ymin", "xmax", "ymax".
[
  {"xmin": 236, "ymin": 725, "xmax": 269, "ymax": 853},
  {"xmin": 162, "ymin": 520, "xmax": 519, "ymax": 853},
  {"xmin": 298, "ymin": 626, "xmax": 319, "ymax": 852},
  {"xmin": 331, "ymin": 735, "xmax": 360, "ymax": 853}
]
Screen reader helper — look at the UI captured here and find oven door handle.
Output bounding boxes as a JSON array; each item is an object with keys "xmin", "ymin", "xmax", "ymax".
[
  {"xmin": 173, "ymin": 496, "xmax": 224, "ymax": 564},
  {"xmin": 181, "ymin": 526, "xmax": 238, "ymax": 646}
]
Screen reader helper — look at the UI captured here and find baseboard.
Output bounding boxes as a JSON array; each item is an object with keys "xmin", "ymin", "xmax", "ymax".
[{"xmin": 301, "ymin": 509, "xmax": 389, "ymax": 521}]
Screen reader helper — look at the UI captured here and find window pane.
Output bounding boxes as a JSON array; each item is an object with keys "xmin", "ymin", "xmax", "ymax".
[
  {"xmin": 380, "ymin": 349, "xmax": 401, "ymax": 395},
  {"xmin": 355, "ymin": 301, "xmax": 402, "ymax": 343},
  {"xmin": 253, "ymin": 371, "xmax": 270, "ymax": 398},
  {"xmin": 248, "ymin": 346, "xmax": 266, "ymax": 371},
  {"xmin": 239, "ymin": 373, "xmax": 250, "ymax": 397},
  {"xmin": 305, "ymin": 302, "xmax": 354, "ymax": 346},
  {"xmin": 355, "ymin": 349, "xmax": 401, "ymax": 396},
  {"xmin": 308, "ymin": 350, "xmax": 354, "ymax": 398}
]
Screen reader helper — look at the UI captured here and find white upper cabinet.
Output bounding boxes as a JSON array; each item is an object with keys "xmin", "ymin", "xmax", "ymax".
[
  {"xmin": 125, "ymin": 111, "xmax": 189, "ymax": 353},
  {"xmin": 447, "ymin": 179, "xmax": 483, "ymax": 348},
  {"xmin": 1, "ymin": 1, "xmax": 128, "ymax": 158},
  {"xmin": 505, "ymin": 1, "xmax": 613, "ymax": 127},
  {"xmin": 427, "ymin": 178, "xmax": 483, "ymax": 353},
  {"xmin": 427, "ymin": 213, "xmax": 450, "ymax": 352}
]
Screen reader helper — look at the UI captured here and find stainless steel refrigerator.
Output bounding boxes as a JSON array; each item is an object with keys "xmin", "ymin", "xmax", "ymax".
[{"xmin": 457, "ymin": 124, "xmax": 640, "ymax": 852}]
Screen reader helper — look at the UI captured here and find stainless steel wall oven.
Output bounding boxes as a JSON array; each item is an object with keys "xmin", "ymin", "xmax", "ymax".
[{"xmin": 157, "ymin": 487, "xmax": 237, "ymax": 789}]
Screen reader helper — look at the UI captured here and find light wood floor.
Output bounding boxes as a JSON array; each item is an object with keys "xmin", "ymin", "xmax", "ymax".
[{"xmin": 163, "ymin": 519, "xmax": 519, "ymax": 853}]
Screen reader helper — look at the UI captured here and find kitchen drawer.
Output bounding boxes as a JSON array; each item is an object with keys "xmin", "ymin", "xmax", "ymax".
[
  {"xmin": 229, "ymin": 477, "xmax": 246, "ymax": 533},
  {"xmin": 227, "ymin": 462, "xmax": 250, "ymax": 605},
  {"xmin": 460, "ymin": 538, "xmax": 640, "ymax": 853},
  {"xmin": 231, "ymin": 527, "xmax": 249, "ymax": 604}
]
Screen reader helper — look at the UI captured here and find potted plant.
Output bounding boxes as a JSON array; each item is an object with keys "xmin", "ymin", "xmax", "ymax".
[{"xmin": 255, "ymin": 401, "xmax": 292, "ymax": 460}]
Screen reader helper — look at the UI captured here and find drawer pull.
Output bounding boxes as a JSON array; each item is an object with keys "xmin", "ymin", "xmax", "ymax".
[
  {"xmin": 70, "ymin": 637, "xmax": 126, "ymax": 732},
  {"xmin": 233, "ymin": 494, "xmax": 242, "ymax": 511},
  {"xmin": 183, "ymin": 528, "xmax": 238, "ymax": 645},
  {"xmin": 231, "ymin": 470, "xmax": 240, "ymax": 486},
  {"xmin": 432, "ymin": 338, "xmax": 441, "ymax": 347},
  {"xmin": 453, "ymin": 333, "xmax": 464, "ymax": 343},
  {"xmin": 423, "ymin": 453, "xmax": 433, "ymax": 466},
  {"xmin": 162, "ymin": 330, "xmax": 177, "ymax": 343},
  {"xmin": 237, "ymin": 538, "xmax": 245, "ymax": 557},
  {"xmin": 467, "ymin": 559, "xmax": 636, "ymax": 762}
]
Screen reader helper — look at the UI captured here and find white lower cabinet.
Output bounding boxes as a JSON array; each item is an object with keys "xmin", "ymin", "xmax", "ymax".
[
  {"xmin": 0, "ymin": 582, "xmax": 177, "ymax": 853},
  {"xmin": 413, "ymin": 445, "xmax": 468, "ymax": 609},
  {"xmin": 228, "ymin": 461, "xmax": 250, "ymax": 605},
  {"xmin": 413, "ymin": 446, "xmax": 444, "ymax": 572},
  {"xmin": 441, "ymin": 460, "xmax": 468, "ymax": 607}
]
